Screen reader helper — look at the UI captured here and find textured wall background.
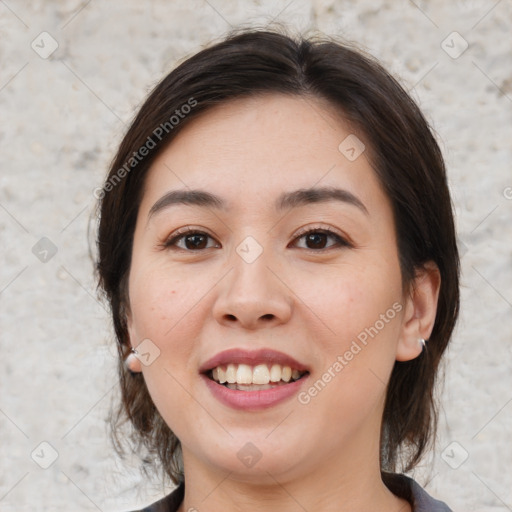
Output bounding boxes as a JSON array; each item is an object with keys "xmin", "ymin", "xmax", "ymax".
[{"xmin": 1, "ymin": 1, "xmax": 511, "ymax": 511}]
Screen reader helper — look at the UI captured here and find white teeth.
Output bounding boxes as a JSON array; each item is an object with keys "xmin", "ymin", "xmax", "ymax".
[
  {"xmin": 269, "ymin": 364, "xmax": 282, "ymax": 382},
  {"xmin": 236, "ymin": 364, "xmax": 253, "ymax": 384},
  {"xmin": 217, "ymin": 366, "xmax": 227, "ymax": 384},
  {"xmin": 226, "ymin": 363, "xmax": 236, "ymax": 384},
  {"xmin": 281, "ymin": 366, "xmax": 292, "ymax": 382},
  {"xmin": 210, "ymin": 363, "xmax": 305, "ymax": 386},
  {"xmin": 227, "ymin": 383, "xmax": 274, "ymax": 391},
  {"xmin": 252, "ymin": 364, "xmax": 270, "ymax": 385}
]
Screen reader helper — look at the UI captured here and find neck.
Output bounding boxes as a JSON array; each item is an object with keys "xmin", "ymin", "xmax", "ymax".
[{"xmin": 177, "ymin": 431, "xmax": 410, "ymax": 512}]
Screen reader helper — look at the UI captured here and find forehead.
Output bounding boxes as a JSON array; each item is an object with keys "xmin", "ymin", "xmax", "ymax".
[{"xmin": 142, "ymin": 94, "xmax": 385, "ymax": 214}]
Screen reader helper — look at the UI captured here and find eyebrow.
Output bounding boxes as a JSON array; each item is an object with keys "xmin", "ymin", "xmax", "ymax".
[{"xmin": 147, "ymin": 186, "xmax": 368, "ymax": 221}]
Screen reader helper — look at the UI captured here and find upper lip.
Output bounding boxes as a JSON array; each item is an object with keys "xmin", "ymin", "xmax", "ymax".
[{"xmin": 199, "ymin": 348, "xmax": 309, "ymax": 373}]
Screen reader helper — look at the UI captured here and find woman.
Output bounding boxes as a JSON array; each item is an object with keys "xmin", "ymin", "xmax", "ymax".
[{"xmin": 96, "ymin": 29, "xmax": 459, "ymax": 511}]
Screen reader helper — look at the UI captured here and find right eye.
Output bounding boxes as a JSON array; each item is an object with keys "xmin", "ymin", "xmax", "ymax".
[{"xmin": 163, "ymin": 228, "xmax": 221, "ymax": 251}]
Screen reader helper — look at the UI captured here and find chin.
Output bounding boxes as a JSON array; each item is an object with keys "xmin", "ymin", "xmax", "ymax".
[{"xmin": 194, "ymin": 437, "xmax": 308, "ymax": 483}]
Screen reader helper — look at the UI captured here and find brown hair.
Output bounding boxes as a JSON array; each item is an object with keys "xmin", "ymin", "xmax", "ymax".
[{"xmin": 96, "ymin": 28, "xmax": 459, "ymax": 488}]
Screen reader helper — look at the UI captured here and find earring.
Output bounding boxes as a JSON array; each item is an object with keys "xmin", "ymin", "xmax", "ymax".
[
  {"xmin": 418, "ymin": 338, "xmax": 427, "ymax": 349},
  {"xmin": 125, "ymin": 348, "xmax": 139, "ymax": 373}
]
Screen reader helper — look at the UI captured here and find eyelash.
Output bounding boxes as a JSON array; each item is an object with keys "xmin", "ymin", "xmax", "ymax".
[{"xmin": 161, "ymin": 226, "xmax": 352, "ymax": 252}]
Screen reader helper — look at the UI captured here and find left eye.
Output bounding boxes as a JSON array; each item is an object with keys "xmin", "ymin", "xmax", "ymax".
[{"xmin": 292, "ymin": 229, "xmax": 350, "ymax": 250}]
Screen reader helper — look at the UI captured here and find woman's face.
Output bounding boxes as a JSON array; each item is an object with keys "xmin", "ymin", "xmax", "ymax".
[{"xmin": 126, "ymin": 94, "xmax": 424, "ymax": 482}]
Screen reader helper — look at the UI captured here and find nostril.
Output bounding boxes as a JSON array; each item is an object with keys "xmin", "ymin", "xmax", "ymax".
[{"xmin": 260, "ymin": 314, "xmax": 274, "ymax": 321}]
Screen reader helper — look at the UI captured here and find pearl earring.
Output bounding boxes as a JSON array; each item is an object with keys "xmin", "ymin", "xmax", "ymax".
[
  {"xmin": 418, "ymin": 338, "xmax": 426, "ymax": 348},
  {"xmin": 125, "ymin": 348, "xmax": 139, "ymax": 372}
]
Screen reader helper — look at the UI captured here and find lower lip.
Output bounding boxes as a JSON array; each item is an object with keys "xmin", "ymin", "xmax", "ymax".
[{"xmin": 201, "ymin": 374, "xmax": 309, "ymax": 410}]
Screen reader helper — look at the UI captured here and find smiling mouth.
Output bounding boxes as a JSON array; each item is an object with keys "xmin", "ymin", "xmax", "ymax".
[{"xmin": 206, "ymin": 363, "xmax": 309, "ymax": 391}]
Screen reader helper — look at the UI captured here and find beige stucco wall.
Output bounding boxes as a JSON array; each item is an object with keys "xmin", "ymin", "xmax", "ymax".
[{"xmin": 1, "ymin": 1, "xmax": 511, "ymax": 510}]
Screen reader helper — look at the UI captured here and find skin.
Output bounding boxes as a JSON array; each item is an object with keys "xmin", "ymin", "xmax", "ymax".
[{"xmin": 126, "ymin": 94, "xmax": 440, "ymax": 512}]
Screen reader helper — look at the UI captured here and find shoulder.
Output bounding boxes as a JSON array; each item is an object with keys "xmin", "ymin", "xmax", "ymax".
[
  {"xmin": 409, "ymin": 477, "xmax": 452, "ymax": 512},
  {"xmin": 390, "ymin": 473, "xmax": 453, "ymax": 512},
  {"xmin": 125, "ymin": 482, "xmax": 185, "ymax": 512}
]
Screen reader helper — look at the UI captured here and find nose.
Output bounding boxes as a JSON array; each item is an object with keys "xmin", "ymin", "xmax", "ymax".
[{"xmin": 212, "ymin": 249, "xmax": 293, "ymax": 330}]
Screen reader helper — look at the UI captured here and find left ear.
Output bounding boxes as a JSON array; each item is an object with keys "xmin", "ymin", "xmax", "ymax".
[{"xmin": 396, "ymin": 261, "xmax": 441, "ymax": 362}]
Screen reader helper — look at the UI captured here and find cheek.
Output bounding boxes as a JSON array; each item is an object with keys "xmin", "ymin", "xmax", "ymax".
[
  {"xmin": 296, "ymin": 262, "xmax": 403, "ymax": 347},
  {"xmin": 295, "ymin": 273, "xmax": 401, "ymax": 433},
  {"xmin": 127, "ymin": 264, "xmax": 206, "ymax": 375},
  {"xmin": 129, "ymin": 261, "xmax": 200, "ymax": 333},
  {"xmin": 128, "ymin": 266, "xmax": 207, "ymax": 425},
  {"xmin": 293, "ymin": 262, "xmax": 403, "ymax": 415}
]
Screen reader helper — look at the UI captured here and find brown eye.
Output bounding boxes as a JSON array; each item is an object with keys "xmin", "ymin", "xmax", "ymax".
[
  {"xmin": 293, "ymin": 229, "xmax": 350, "ymax": 251},
  {"xmin": 164, "ymin": 229, "xmax": 219, "ymax": 251}
]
